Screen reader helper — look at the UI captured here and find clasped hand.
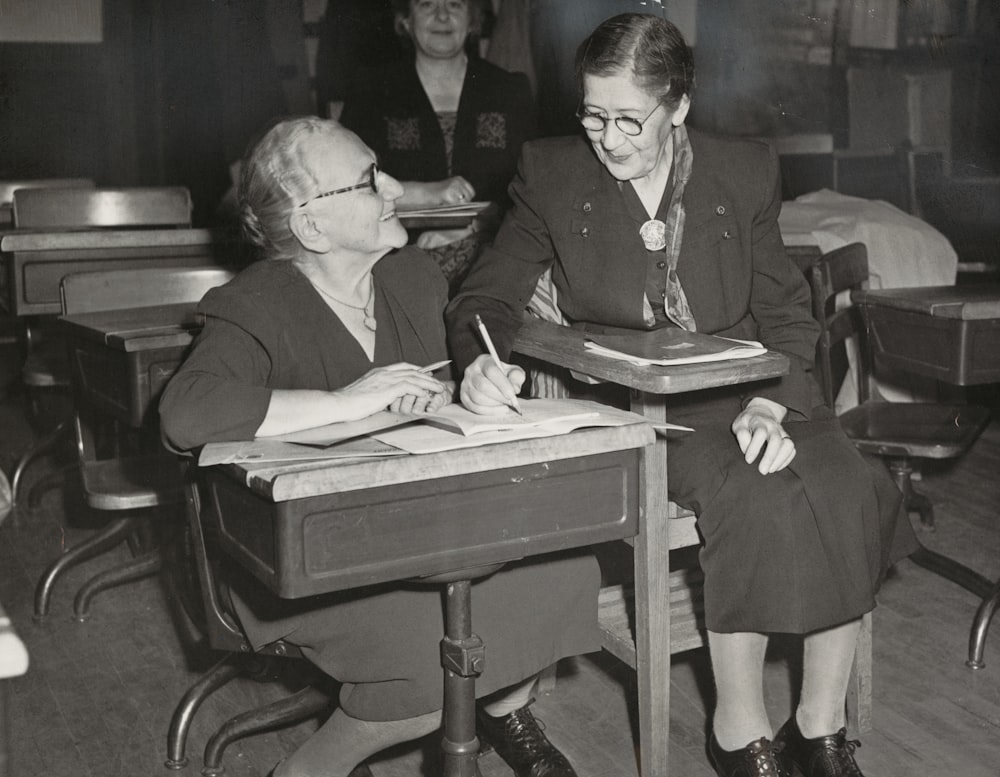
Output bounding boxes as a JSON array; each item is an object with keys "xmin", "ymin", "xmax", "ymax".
[
  {"xmin": 459, "ymin": 354, "xmax": 525, "ymax": 415},
  {"xmin": 731, "ymin": 399, "xmax": 796, "ymax": 475},
  {"xmin": 340, "ymin": 363, "xmax": 451, "ymax": 417}
]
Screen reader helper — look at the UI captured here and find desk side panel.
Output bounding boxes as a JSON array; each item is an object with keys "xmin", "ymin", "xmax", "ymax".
[{"xmin": 206, "ymin": 449, "xmax": 641, "ymax": 598}]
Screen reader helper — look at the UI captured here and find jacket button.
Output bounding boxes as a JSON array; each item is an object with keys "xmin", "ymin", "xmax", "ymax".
[
  {"xmin": 723, "ymin": 230, "xmax": 733, "ymax": 239},
  {"xmin": 582, "ymin": 201, "xmax": 592, "ymax": 213},
  {"xmin": 715, "ymin": 205, "xmax": 726, "ymax": 215},
  {"xmin": 657, "ymin": 261, "xmax": 666, "ymax": 269},
  {"xmin": 580, "ymin": 226, "xmax": 590, "ymax": 237}
]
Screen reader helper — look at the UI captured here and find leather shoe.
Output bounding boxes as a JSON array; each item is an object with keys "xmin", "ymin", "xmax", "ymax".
[
  {"xmin": 773, "ymin": 716, "xmax": 865, "ymax": 777},
  {"xmin": 708, "ymin": 733, "xmax": 800, "ymax": 777},
  {"xmin": 477, "ymin": 703, "xmax": 578, "ymax": 777}
]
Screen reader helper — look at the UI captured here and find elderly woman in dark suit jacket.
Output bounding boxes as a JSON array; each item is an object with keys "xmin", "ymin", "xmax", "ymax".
[{"xmin": 447, "ymin": 14, "xmax": 916, "ymax": 777}]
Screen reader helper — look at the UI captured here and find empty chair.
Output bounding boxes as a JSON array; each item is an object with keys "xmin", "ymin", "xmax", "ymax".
[
  {"xmin": 8, "ymin": 186, "xmax": 195, "ymax": 509},
  {"xmin": 808, "ymin": 242, "xmax": 990, "ymax": 529},
  {"xmin": 33, "ymin": 266, "xmax": 234, "ymax": 621}
]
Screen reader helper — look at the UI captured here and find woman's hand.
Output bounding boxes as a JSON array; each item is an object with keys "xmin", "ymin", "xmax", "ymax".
[
  {"xmin": 434, "ymin": 176, "xmax": 476, "ymax": 205},
  {"xmin": 338, "ymin": 363, "xmax": 449, "ymax": 419},
  {"xmin": 389, "ymin": 380, "xmax": 455, "ymax": 415},
  {"xmin": 459, "ymin": 354, "xmax": 525, "ymax": 416},
  {"xmin": 731, "ymin": 398, "xmax": 796, "ymax": 475}
]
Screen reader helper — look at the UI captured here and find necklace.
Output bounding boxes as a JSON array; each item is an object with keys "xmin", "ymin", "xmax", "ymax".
[{"xmin": 314, "ymin": 282, "xmax": 377, "ymax": 332}]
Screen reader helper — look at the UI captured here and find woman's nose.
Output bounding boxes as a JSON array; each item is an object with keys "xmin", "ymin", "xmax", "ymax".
[
  {"xmin": 380, "ymin": 171, "xmax": 404, "ymax": 201},
  {"xmin": 600, "ymin": 121, "xmax": 627, "ymax": 151}
]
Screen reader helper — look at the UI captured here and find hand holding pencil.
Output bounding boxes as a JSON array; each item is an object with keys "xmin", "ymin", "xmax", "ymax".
[{"xmin": 459, "ymin": 314, "xmax": 526, "ymax": 416}]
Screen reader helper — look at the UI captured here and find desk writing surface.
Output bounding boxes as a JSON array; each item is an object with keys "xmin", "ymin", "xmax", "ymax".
[
  {"xmin": 230, "ymin": 423, "xmax": 654, "ymax": 503},
  {"xmin": 60, "ymin": 303, "xmax": 202, "ymax": 350},
  {"xmin": 854, "ymin": 285, "xmax": 1000, "ymax": 320},
  {"xmin": 513, "ymin": 318, "xmax": 790, "ymax": 393}
]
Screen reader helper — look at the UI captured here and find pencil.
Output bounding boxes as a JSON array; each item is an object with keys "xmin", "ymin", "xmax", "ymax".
[
  {"xmin": 418, "ymin": 359, "xmax": 452, "ymax": 374},
  {"xmin": 474, "ymin": 313, "xmax": 523, "ymax": 415}
]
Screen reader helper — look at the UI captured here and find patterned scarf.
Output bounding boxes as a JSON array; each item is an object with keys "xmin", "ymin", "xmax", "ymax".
[{"xmin": 656, "ymin": 123, "xmax": 696, "ymax": 331}]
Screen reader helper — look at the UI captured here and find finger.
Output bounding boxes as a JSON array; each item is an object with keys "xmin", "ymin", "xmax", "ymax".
[
  {"xmin": 761, "ymin": 437, "xmax": 795, "ymax": 474},
  {"xmin": 743, "ymin": 428, "xmax": 768, "ymax": 465}
]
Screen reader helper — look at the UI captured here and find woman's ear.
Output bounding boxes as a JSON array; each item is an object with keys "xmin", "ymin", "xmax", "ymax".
[
  {"xmin": 671, "ymin": 94, "xmax": 692, "ymax": 127},
  {"xmin": 289, "ymin": 209, "xmax": 327, "ymax": 252}
]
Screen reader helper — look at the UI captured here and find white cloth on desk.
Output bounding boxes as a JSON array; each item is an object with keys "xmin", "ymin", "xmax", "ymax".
[
  {"xmin": 779, "ymin": 189, "xmax": 957, "ymax": 288},
  {"xmin": 779, "ymin": 189, "xmax": 959, "ymax": 411}
]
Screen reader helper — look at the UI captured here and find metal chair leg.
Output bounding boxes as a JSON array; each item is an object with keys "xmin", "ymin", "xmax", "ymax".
[
  {"xmin": 73, "ymin": 548, "xmax": 162, "ymax": 621},
  {"xmin": 33, "ymin": 515, "xmax": 136, "ymax": 619},
  {"xmin": 201, "ymin": 686, "xmax": 332, "ymax": 777},
  {"xmin": 11, "ymin": 420, "xmax": 70, "ymax": 507},
  {"xmin": 165, "ymin": 654, "xmax": 244, "ymax": 770},
  {"xmin": 967, "ymin": 578, "xmax": 1000, "ymax": 670}
]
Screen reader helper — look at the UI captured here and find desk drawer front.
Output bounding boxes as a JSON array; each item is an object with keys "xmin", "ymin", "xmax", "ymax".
[
  {"xmin": 867, "ymin": 306, "xmax": 1000, "ymax": 385},
  {"xmin": 208, "ymin": 449, "xmax": 641, "ymax": 598}
]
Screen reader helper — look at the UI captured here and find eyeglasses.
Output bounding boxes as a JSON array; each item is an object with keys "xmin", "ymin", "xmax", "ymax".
[
  {"xmin": 577, "ymin": 102, "xmax": 663, "ymax": 137},
  {"xmin": 300, "ymin": 163, "xmax": 379, "ymax": 207}
]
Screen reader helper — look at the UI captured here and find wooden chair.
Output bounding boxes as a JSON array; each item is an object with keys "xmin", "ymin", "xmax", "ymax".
[
  {"xmin": 164, "ymin": 466, "xmax": 332, "ymax": 774},
  {"xmin": 32, "ymin": 266, "xmax": 234, "ymax": 621},
  {"xmin": 8, "ymin": 187, "xmax": 195, "ymax": 509},
  {"xmin": 807, "ymin": 242, "xmax": 991, "ymax": 530}
]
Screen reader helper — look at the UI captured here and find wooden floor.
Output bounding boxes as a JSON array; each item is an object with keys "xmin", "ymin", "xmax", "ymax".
[{"xmin": 1, "ymin": 371, "xmax": 999, "ymax": 777}]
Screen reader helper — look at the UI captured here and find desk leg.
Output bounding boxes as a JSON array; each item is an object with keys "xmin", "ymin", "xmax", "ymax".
[
  {"xmin": 630, "ymin": 391, "xmax": 673, "ymax": 777},
  {"xmin": 440, "ymin": 579, "xmax": 485, "ymax": 777}
]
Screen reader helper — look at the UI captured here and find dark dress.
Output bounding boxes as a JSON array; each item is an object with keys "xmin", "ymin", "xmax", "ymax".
[
  {"xmin": 159, "ymin": 250, "xmax": 601, "ymax": 720},
  {"xmin": 447, "ymin": 132, "xmax": 919, "ymax": 635}
]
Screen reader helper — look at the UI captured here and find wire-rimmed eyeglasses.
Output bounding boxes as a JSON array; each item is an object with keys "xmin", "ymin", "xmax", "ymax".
[
  {"xmin": 577, "ymin": 102, "xmax": 663, "ymax": 137},
  {"xmin": 300, "ymin": 163, "xmax": 379, "ymax": 207}
]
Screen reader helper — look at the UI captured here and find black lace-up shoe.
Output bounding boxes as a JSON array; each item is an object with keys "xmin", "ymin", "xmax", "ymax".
[
  {"xmin": 708, "ymin": 734, "xmax": 800, "ymax": 777},
  {"xmin": 774, "ymin": 717, "xmax": 866, "ymax": 777},
  {"xmin": 477, "ymin": 704, "xmax": 578, "ymax": 777}
]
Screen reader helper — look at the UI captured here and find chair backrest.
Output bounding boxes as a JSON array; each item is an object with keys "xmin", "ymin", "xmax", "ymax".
[
  {"xmin": 807, "ymin": 242, "xmax": 871, "ymax": 409},
  {"xmin": 0, "ymin": 177, "xmax": 95, "ymax": 206},
  {"xmin": 61, "ymin": 266, "xmax": 235, "ymax": 316},
  {"xmin": 12, "ymin": 186, "xmax": 192, "ymax": 230}
]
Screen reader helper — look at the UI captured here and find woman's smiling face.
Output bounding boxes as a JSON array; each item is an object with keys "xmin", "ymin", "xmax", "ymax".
[
  {"xmin": 405, "ymin": 0, "xmax": 470, "ymax": 61},
  {"xmin": 301, "ymin": 130, "xmax": 408, "ymax": 259},
  {"xmin": 581, "ymin": 71, "xmax": 690, "ymax": 183}
]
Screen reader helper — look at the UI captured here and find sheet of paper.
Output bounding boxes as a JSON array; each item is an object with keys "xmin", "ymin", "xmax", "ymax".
[
  {"xmin": 199, "ymin": 437, "xmax": 406, "ymax": 466},
  {"xmin": 260, "ymin": 410, "xmax": 413, "ymax": 446}
]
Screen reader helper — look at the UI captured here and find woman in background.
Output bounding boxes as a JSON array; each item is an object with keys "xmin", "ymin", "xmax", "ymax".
[
  {"xmin": 340, "ymin": 0, "xmax": 535, "ymax": 293},
  {"xmin": 160, "ymin": 117, "xmax": 587, "ymax": 777},
  {"xmin": 447, "ymin": 14, "xmax": 917, "ymax": 777}
]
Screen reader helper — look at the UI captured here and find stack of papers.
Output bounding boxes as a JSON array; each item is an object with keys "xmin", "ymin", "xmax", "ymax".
[{"xmin": 585, "ymin": 329, "xmax": 766, "ymax": 366}]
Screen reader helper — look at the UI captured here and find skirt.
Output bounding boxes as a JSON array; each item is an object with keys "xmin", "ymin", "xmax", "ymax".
[
  {"xmin": 230, "ymin": 549, "xmax": 600, "ymax": 721},
  {"xmin": 666, "ymin": 400, "xmax": 917, "ymax": 634}
]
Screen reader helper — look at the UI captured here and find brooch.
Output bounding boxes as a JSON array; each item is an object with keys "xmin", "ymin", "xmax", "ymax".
[{"xmin": 639, "ymin": 219, "xmax": 667, "ymax": 251}]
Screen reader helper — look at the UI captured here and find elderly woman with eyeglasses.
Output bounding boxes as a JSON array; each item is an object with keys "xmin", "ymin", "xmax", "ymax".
[
  {"xmin": 447, "ymin": 14, "xmax": 917, "ymax": 777},
  {"xmin": 160, "ymin": 117, "xmax": 593, "ymax": 777}
]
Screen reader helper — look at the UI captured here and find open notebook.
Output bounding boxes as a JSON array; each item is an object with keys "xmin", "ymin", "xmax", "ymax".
[{"xmin": 198, "ymin": 398, "xmax": 683, "ymax": 464}]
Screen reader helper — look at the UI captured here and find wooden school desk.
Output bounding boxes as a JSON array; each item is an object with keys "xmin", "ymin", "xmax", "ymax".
[
  {"xmin": 202, "ymin": 423, "xmax": 654, "ymax": 777},
  {"xmin": 855, "ymin": 284, "xmax": 1000, "ymax": 668},
  {"xmin": 512, "ymin": 317, "xmax": 791, "ymax": 777},
  {"xmin": 58, "ymin": 302, "xmax": 202, "ymax": 428}
]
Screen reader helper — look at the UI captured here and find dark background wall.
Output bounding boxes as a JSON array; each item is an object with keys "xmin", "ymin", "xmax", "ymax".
[{"xmin": 1, "ymin": 0, "xmax": 996, "ymax": 241}]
